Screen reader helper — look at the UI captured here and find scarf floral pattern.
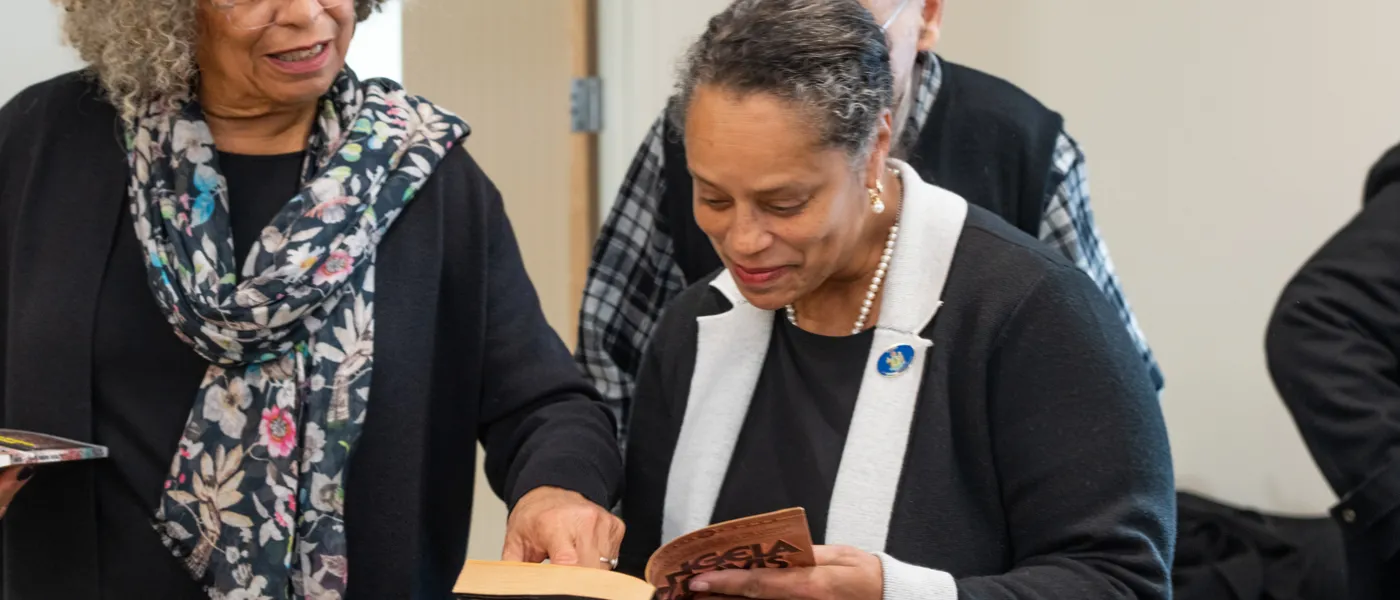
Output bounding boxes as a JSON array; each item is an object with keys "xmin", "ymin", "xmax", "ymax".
[{"xmin": 126, "ymin": 68, "xmax": 468, "ymax": 599}]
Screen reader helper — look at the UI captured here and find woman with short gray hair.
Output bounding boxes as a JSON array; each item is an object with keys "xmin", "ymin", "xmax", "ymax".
[
  {"xmin": 617, "ymin": 0, "xmax": 1175, "ymax": 597},
  {"xmin": 0, "ymin": 1, "xmax": 625, "ymax": 598}
]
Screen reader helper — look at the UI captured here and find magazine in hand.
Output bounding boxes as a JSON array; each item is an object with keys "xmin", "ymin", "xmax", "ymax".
[
  {"xmin": 454, "ymin": 507, "xmax": 816, "ymax": 600},
  {"xmin": 0, "ymin": 429, "xmax": 109, "ymax": 469}
]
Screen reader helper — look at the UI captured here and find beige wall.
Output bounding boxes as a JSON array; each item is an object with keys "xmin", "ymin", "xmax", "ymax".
[
  {"xmin": 404, "ymin": 1, "xmax": 587, "ymax": 561},
  {"xmin": 933, "ymin": 0, "xmax": 1400, "ymax": 513},
  {"xmin": 597, "ymin": 0, "xmax": 733, "ymax": 215},
  {"xmin": 598, "ymin": 0, "xmax": 1400, "ymax": 514}
]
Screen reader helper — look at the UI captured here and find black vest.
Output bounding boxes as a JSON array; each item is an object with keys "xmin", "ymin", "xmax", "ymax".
[{"xmin": 660, "ymin": 58, "xmax": 1066, "ymax": 284}]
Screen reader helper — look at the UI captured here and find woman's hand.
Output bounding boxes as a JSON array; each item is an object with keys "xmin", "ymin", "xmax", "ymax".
[
  {"xmin": 687, "ymin": 545, "xmax": 883, "ymax": 599},
  {"xmin": 502, "ymin": 486, "xmax": 624, "ymax": 570},
  {"xmin": 0, "ymin": 466, "xmax": 36, "ymax": 520}
]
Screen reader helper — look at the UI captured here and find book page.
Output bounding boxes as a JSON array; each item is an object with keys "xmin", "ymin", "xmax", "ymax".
[
  {"xmin": 454, "ymin": 560, "xmax": 655, "ymax": 600},
  {"xmin": 644, "ymin": 508, "xmax": 815, "ymax": 600}
]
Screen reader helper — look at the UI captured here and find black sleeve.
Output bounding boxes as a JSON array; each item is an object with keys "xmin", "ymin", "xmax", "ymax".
[
  {"xmin": 0, "ymin": 74, "xmax": 46, "ymax": 587},
  {"xmin": 0, "ymin": 74, "xmax": 33, "ymax": 423},
  {"xmin": 0, "ymin": 70, "xmax": 21, "ymax": 592},
  {"xmin": 1264, "ymin": 182, "xmax": 1400, "ymax": 562},
  {"xmin": 472, "ymin": 164, "xmax": 623, "ymax": 512},
  {"xmin": 957, "ymin": 266, "xmax": 1175, "ymax": 600}
]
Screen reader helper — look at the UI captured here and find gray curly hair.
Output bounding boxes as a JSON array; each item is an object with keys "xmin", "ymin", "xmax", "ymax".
[
  {"xmin": 670, "ymin": 0, "xmax": 895, "ymax": 162},
  {"xmin": 52, "ymin": 0, "xmax": 389, "ymax": 123}
]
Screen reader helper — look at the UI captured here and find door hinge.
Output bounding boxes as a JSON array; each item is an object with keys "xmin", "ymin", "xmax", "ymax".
[{"xmin": 571, "ymin": 76, "xmax": 603, "ymax": 133}]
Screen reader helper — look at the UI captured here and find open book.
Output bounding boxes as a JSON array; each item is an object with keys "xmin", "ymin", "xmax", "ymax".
[
  {"xmin": 0, "ymin": 429, "xmax": 108, "ymax": 469},
  {"xmin": 455, "ymin": 507, "xmax": 815, "ymax": 600}
]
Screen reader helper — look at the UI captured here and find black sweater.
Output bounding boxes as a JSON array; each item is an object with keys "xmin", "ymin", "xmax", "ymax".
[
  {"xmin": 620, "ymin": 168, "xmax": 1174, "ymax": 599},
  {"xmin": 0, "ymin": 72, "xmax": 623, "ymax": 599},
  {"xmin": 1265, "ymin": 143, "xmax": 1400, "ymax": 590}
]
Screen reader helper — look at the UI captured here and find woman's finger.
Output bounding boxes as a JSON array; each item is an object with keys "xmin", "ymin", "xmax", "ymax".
[
  {"xmin": 569, "ymin": 525, "xmax": 603, "ymax": 570},
  {"xmin": 689, "ymin": 565, "xmax": 817, "ymax": 599},
  {"xmin": 0, "ymin": 466, "xmax": 36, "ymax": 520},
  {"xmin": 502, "ymin": 534, "xmax": 550, "ymax": 564},
  {"xmin": 501, "ymin": 534, "xmax": 527, "ymax": 563},
  {"xmin": 596, "ymin": 514, "xmax": 624, "ymax": 570},
  {"xmin": 0, "ymin": 466, "xmax": 36, "ymax": 499},
  {"xmin": 542, "ymin": 524, "xmax": 586, "ymax": 568}
]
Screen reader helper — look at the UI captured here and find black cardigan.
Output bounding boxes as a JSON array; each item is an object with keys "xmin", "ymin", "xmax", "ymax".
[
  {"xmin": 0, "ymin": 72, "xmax": 623, "ymax": 599},
  {"xmin": 1265, "ymin": 143, "xmax": 1400, "ymax": 596},
  {"xmin": 620, "ymin": 167, "xmax": 1174, "ymax": 599}
]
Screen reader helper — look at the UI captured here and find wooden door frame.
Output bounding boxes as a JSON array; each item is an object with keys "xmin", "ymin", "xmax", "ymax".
[
  {"xmin": 401, "ymin": 0, "xmax": 600, "ymax": 566},
  {"xmin": 570, "ymin": 0, "xmax": 599, "ymax": 332},
  {"xmin": 403, "ymin": 0, "xmax": 598, "ymax": 347}
]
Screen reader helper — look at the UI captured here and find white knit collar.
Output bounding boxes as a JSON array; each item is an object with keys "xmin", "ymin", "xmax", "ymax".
[{"xmin": 662, "ymin": 159, "xmax": 969, "ymax": 550}]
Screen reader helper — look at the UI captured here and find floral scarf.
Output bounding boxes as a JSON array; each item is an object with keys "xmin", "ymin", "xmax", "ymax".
[{"xmin": 126, "ymin": 68, "xmax": 468, "ymax": 599}]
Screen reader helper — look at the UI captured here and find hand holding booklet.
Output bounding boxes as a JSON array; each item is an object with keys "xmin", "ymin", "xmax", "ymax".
[
  {"xmin": 0, "ymin": 429, "xmax": 109, "ymax": 469},
  {"xmin": 455, "ymin": 507, "xmax": 815, "ymax": 600}
]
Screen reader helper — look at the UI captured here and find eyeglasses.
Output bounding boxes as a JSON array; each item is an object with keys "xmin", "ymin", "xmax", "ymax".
[
  {"xmin": 882, "ymin": 0, "xmax": 913, "ymax": 31},
  {"xmin": 209, "ymin": 0, "xmax": 349, "ymax": 31}
]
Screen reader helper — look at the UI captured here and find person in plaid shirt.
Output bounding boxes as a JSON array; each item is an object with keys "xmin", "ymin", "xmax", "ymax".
[{"xmin": 577, "ymin": 0, "xmax": 1162, "ymax": 446}]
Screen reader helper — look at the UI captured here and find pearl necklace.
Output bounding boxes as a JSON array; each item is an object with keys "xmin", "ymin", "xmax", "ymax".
[{"xmin": 785, "ymin": 168, "xmax": 902, "ymax": 335}]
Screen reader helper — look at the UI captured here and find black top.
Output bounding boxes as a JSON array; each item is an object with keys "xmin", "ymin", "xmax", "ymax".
[
  {"xmin": 91, "ymin": 151, "xmax": 303, "ymax": 598},
  {"xmin": 659, "ymin": 58, "xmax": 1063, "ymax": 285},
  {"xmin": 711, "ymin": 316, "xmax": 873, "ymax": 545},
  {"xmin": 1265, "ymin": 142, "xmax": 1400, "ymax": 597},
  {"xmin": 0, "ymin": 71, "xmax": 622, "ymax": 600},
  {"xmin": 620, "ymin": 205, "xmax": 1173, "ymax": 598}
]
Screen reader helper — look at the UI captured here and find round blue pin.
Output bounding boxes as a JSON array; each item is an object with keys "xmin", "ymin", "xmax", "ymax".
[{"xmin": 877, "ymin": 344, "xmax": 916, "ymax": 377}]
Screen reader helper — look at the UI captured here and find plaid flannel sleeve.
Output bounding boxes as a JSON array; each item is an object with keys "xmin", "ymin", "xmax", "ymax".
[
  {"xmin": 576, "ymin": 116, "xmax": 688, "ymax": 445},
  {"xmin": 1041, "ymin": 131, "xmax": 1165, "ymax": 391}
]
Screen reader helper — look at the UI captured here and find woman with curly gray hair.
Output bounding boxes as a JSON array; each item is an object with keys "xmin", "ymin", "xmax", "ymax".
[
  {"xmin": 0, "ymin": 1, "xmax": 624, "ymax": 598},
  {"xmin": 616, "ymin": 0, "xmax": 1174, "ymax": 598}
]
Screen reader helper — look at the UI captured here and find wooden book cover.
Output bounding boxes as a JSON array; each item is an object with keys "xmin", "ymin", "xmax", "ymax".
[{"xmin": 455, "ymin": 507, "xmax": 814, "ymax": 600}]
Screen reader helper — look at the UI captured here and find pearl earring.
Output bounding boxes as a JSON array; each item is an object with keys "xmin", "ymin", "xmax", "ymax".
[{"xmin": 869, "ymin": 179, "xmax": 886, "ymax": 214}]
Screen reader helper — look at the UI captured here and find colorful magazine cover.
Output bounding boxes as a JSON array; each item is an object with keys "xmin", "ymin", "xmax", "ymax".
[{"xmin": 0, "ymin": 429, "xmax": 109, "ymax": 469}]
